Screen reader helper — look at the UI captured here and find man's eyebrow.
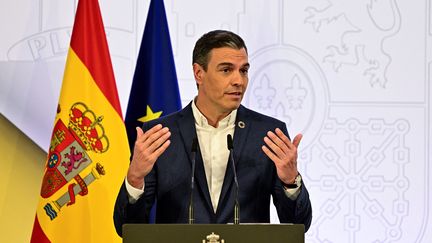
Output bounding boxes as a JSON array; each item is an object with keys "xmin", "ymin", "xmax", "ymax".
[
  {"xmin": 216, "ymin": 62, "xmax": 234, "ymax": 68},
  {"xmin": 216, "ymin": 62, "xmax": 250, "ymax": 68}
]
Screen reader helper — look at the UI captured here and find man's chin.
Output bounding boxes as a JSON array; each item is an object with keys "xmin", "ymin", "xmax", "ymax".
[{"xmin": 226, "ymin": 102, "xmax": 242, "ymax": 111}]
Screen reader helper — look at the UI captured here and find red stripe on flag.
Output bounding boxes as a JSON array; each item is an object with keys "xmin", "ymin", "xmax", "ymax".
[
  {"xmin": 30, "ymin": 215, "xmax": 51, "ymax": 243},
  {"xmin": 70, "ymin": 0, "xmax": 123, "ymax": 118}
]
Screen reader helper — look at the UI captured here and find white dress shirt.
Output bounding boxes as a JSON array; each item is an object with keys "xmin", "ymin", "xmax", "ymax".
[{"xmin": 191, "ymin": 100, "xmax": 236, "ymax": 212}]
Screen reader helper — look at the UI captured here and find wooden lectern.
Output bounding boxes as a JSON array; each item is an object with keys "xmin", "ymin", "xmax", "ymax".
[{"xmin": 123, "ymin": 224, "xmax": 304, "ymax": 243}]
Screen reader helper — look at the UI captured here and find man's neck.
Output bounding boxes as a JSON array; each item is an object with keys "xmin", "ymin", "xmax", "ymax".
[{"xmin": 195, "ymin": 98, "xmax": 230, "ymax": 128}]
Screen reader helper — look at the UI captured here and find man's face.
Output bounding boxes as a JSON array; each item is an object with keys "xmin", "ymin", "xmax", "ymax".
[{"xmin": 194, "ymin": 47, "xmax": 249, "ymax": 115}]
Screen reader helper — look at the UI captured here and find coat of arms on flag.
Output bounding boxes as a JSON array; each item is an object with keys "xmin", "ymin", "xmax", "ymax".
[{"xmin": 41, "ymin": 102, "xmax": 109, "ymax": 220}]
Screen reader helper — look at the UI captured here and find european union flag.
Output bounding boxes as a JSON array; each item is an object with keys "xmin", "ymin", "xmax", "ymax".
[
  {"xmin": 125, "ymin": 0, "xmax": 181, "ymax": 224},
  {"xmin": 125, "ymin": 0, "xmax": 182, "ymax": 151}
]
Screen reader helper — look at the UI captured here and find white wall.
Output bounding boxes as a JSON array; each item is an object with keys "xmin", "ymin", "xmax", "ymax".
[{"xmin": 0, "ymin": 0, "xmax": 431, "ymax": 242}]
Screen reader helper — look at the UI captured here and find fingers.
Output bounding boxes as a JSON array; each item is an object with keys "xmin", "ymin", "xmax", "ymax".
[
  {"xmin": 262, "ymin": 144, "xmax": 279, "ymax": 163},
  {"xmin": 153, "ymin": 139, "xmax": 171, "ymax": 158},
  {"xmin": 145, "ymin": 127, "xmax": 171, "ymax": 153},
  {"xmin": 274, "ymin": 128, "xmax": 290, "ymax": 145},
  {"xmin": 133, "ymin": 124, "xmax": 171, "ymax": 162},
  {"xmin": 136, "ymin": 124, "xmax": 163, "ymax": 143},
  {"xmin": 263, "ymin": 132, "xmax": 286, "ymax": 159},
  {"xmin": 135, "ymin": 124, "xmax": 170, "ymax": 148},
  {"xmin": 262, "ymin": 128, "xmax": 301, "ymax": 183},
  {"xmin": 264, "ymin": 128, "xmax": 291, "ymax": 158},
  {"xmin": 292, "ymin": 134, "xmax": 303, "ymax": 148},
  {"xmin": 136, "ymin": 126, "xmax": 144, "ymax": 138},
  {"xmin": 262, "ymin": 128, "xmax": 302, "ymax": 162},
  {"xmin": 129, "ymin": 124, "xmax": 171, "ymax": 181},
  {"xmin": 273, "ymin": 128, "xmax": 302, "ymax": 149},
  {"xmin": 274, "ymin": 128, "xmax": 302, "ymax": 148}
]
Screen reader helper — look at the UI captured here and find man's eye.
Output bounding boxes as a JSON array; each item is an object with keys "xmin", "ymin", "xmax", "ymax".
[{"xmin": 222, "ymin": 68, "xmax": 230, "ymax": 73}]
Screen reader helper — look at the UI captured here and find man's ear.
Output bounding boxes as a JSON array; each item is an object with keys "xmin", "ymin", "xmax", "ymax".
[{"xmin": 193, "ymin": 63, "xmax": 204, "ymax": 85}]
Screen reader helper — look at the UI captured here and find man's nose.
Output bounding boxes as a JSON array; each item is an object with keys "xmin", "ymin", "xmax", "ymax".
[{"xmin": 231, "ymin": 71, "xmax": 246, "ymax": 86}]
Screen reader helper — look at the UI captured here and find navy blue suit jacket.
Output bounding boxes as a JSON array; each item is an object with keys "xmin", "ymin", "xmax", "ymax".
[{"xmin": 114, "ymin": 103, "xmax": 312, "ymax": 236}]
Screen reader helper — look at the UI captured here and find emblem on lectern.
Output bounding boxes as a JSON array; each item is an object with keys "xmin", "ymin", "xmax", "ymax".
[{"xmin": 202, "ymin": 232, "xmax": 225, "ymax": 243}]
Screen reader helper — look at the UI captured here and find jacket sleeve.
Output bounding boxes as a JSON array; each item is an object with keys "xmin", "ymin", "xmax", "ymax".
[
  {"xmin": 273, "ymin": 177, "xmax": 313, "ymax": 232},
  {"xmin": 113, "ymin": 122, "xmax": 157, "ymax": 237},
  {"xmin": 113, "ymin": 181, "xmax": 153, "ymax": 236},
  {"xmin": 271, "ymin": 124, "xmax": 313, "ymax": 232}
]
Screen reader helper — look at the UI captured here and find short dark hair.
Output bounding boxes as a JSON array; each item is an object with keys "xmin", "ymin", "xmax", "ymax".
[{"xmin": 192, "ymin": 30, "xmax": 248, "ymax": 71}]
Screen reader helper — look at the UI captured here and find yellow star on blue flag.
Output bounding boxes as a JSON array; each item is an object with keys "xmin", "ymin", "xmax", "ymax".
[{"xmin": 138, "ymin": 105, "xmax": 163, "ymax": 123}]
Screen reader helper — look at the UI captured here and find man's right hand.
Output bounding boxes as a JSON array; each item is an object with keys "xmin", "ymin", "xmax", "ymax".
[{"xmin": 127, "ymin": 124, "xmax": 171, "ymax": 189}]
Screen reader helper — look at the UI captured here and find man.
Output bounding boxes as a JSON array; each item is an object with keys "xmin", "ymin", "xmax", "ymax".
[{"xmin": 114, "ymin": 30, "xmax": 312, "ymax": 236}]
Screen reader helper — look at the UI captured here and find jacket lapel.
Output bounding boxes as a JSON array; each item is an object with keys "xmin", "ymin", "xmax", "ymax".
[
  {"xmin": 232, "ymin": 105, "xmax": 250, "ymax": 165},
  {"xmin": 176, "ymin": 103, "xmax": 213, "ymax": 213},
  {"xmin": 217, "ymin": 105, "xmax": 251, "ymax": 214}
]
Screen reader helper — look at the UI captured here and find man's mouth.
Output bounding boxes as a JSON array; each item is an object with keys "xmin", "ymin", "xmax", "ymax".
[{"xmin": 226, "ymin": 91, "xmax": 242, "ymax": 96}]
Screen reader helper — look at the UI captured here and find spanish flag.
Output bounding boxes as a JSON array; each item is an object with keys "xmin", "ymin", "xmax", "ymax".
[{"xmin": 30, "ymin": 0, "xmax": 129, "ymax": 242}]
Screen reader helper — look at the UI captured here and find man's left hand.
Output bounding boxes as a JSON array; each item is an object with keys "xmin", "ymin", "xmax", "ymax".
[{"xmin": 262, "ymin": 128, "xmax": 302, "ymax": 184}]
